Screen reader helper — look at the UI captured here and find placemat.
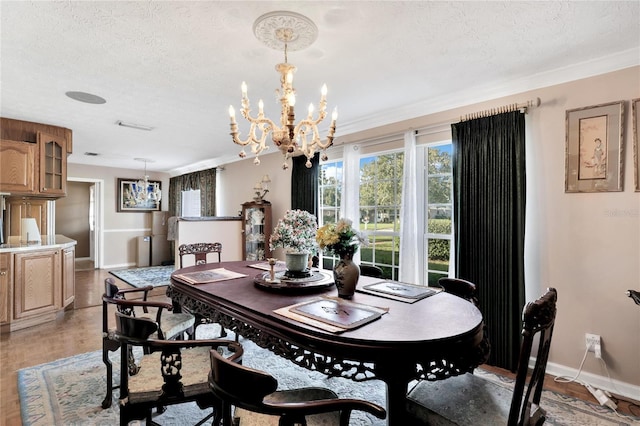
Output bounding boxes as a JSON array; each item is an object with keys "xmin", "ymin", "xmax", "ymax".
[
  {"xmin": 248, "ymin": 261, "xmax": 287, "ymax": 272},
  {"xmin": 274, "ymin": 297, "xmax": 388, "ymax": 333},
  {"xmin": 357, "ymin": 281, "xmax": 441, "ymax": 303},
  {"xmin": 173, "ymin": 268, "xmax": 247, "ymax": 285}
]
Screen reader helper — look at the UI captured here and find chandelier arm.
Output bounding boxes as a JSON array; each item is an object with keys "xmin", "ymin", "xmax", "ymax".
[{"xmin": 231, "ymin": 117, "xmax": 277, "ymax": 146}]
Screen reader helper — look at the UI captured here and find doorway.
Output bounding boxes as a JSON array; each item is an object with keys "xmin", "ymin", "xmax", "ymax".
[{"xmin": 55, "ymin": 178, "xmax": 103, "ymax": 269}]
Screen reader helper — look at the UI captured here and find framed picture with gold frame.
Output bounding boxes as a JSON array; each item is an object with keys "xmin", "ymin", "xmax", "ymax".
[
  {"xmin": 633, "ymin": 98, "xmax": 640, "ymax": 192},
  {"xmin": 565, "ymin": 101, "xmax": 624, "ymax": 193},
  {"xmin": 117, "ymin": 178, "xmax": 162, "ymax": 212}
]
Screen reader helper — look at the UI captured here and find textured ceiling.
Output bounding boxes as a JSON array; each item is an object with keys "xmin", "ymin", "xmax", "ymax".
[{"xmin": 1, "ymin": 1, "xmax": 638, "ymax": 175}]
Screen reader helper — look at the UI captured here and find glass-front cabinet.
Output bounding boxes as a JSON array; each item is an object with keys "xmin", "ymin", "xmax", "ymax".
[
  {"xmin": 38, "ymin": 132, "xmax": 67, "ymax": 196},
  {"xmin": 241, "ymin": 201, "xmax": 272, "ymax": 261}
]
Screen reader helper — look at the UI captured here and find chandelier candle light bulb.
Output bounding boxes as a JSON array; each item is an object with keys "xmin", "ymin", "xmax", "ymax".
[{"xmin": 228, "ymin": 11, "xmax": 337, "ymax": 170}]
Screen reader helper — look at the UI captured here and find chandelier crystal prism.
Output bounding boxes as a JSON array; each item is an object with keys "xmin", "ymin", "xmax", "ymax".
[
  {"xmin": 228, "ymin": 11, "xmax": 337, "ymax": 170},
  {"xmin": 133, "ymin": 158, "xmax": 161, "ymax": 204}
]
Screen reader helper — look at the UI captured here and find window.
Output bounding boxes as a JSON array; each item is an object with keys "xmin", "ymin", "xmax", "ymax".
[
  {"xmin": 359, "ymin": 152, "xmax": 404, "ymax": 280},
  {"xmin": 318, "ymin": 160, "xmax": 343, "ymax": 269},
  {"xmin": 318, "ymin": 139, "xmax": 453, "ymax": 285},
  {"xmin": 424, "ymin": 143, "xmax": 453, "ymax": 286}
]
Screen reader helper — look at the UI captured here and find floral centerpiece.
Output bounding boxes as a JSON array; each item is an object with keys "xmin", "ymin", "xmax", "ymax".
[
  {"xmin": 316, "ymin": 218, "xmax": 367, "ymax": 259},
  {"xmin": 269, "ymin": 209, "xmax": 318, "ymax": 254}
]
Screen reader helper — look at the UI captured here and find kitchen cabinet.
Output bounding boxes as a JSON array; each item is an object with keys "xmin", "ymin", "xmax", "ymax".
[
  {"xmin": 241, "ymin": 201, "xmax": 272, "ymax": 261},
  {"xmin": 0, "ymin": 236, "xmax": 76, "ymax": 333},
  {"xmin": 38, "ymin": 132, "xmax": 67, "ymax": 196},
  {"xmin": 62, "ymin": 245, "xmax": 75, "ymax": 308},
  {"xmin": 5, "ymin": 197, "xmax": 49, "ymax": 237},
  {"xmin": 0, "ymin": 139, "xmax": 36, "ymax": 194},
  {"xmin": 0, "ymin": 253, "xmax": 10, "ymax": 324},
  {"xmin": 13, "ymin": 248, "xmax": 61, "ymax": 320},
  {"xmin": 0, "ymin": 117, "xmax": 72, "ymax": 197}
]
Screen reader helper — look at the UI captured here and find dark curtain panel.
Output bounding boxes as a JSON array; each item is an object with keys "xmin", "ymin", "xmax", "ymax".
[
  {"xmin": 291, "ymin": 153, "xmax": 319, "ymax": 216},
  {"xmin": 451, "ymin": 110, "xmax": 526, "ymax": 372},
  {"xmin": 168, "ymin": 168, "xmax": 216, "ymax": 217}
]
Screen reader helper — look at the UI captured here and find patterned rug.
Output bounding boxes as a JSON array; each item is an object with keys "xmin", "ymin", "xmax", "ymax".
[
  {"xmin": 109, "ymin": 265, "xmax": 175, "ymax": 288},
  {"xmin": 18, "ymin": 325, "xmax": 639, "ymax": 426}
]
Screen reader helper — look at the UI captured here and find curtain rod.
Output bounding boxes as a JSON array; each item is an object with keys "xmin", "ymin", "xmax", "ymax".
[{"xmin": 460, "ymin": 97, "xmax": 541, "ymax": 122}]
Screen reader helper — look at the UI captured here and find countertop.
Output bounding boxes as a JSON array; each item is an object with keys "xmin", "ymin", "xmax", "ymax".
[
  {"xmin": 177, "ymin": 216, "xmax": 241, "ymax": 221},
  {"xmin": 0, "ymin": 235, "xmax": 77, "ymax": 253}
]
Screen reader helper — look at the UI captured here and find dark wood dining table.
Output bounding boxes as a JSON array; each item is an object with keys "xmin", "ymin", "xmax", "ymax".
[{"xmin": 167, "ymin": 261, "xmax": 486, "ymax": 425}]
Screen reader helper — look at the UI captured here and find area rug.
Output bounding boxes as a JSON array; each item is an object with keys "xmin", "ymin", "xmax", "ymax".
[
  {"xmin": 18, "ymin": 325, "xmax": 639, "ymax": 426},
  {"xmin": 109, "ymin": 265, "xmax": 174, "ymax": 288}
]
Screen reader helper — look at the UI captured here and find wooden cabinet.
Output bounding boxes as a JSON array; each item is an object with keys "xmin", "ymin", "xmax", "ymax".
[
  {"xmin": 241, "ymin": 201, "xmax": 272, "ymax": 261},
  {"xmin": 62, "ymin": 246, "xmax": 75, "ymax": 308},
  {"xmin": 0, "ymin": 238, "xmax": 76, "ymax": 333},
  {"xmin": 13, "ymin": 249, "xmax": 61, "ymax": 320},
  {"xmin": 0, "ymin": 117, "xmax": 72, "ymax": 197},
  {"xmin": 0, "ymin": 139, "xmax": 37, "ymax": 194},
  {"xmin": 5, "ymin": 197, "xmax": 49, "ymax": 237},
  {"xmin": 0, "ymin": 254, "xmax": 10, "ymax": 324},
  {"xmin": 38, "ymin": 132, "xmax": 67, "ymax": 196}
]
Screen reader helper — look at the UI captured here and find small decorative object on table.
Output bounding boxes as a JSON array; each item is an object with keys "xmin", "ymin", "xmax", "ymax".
[
  {"xmin": 316, "ymin": 218, "xmax": 368, "ymax": 299},
  {"xmin": 267, "ymin": 258, "xmax": 279, "ymax": 282},
  {"xmin": 269, "ymin": 209, "xmax": 318, "ymax": 278}
]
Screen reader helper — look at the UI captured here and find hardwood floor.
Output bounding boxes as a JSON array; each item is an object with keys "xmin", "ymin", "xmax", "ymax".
[{"xmin": 1, "ymin": 268, "xmax": 638, "ymax": 425}]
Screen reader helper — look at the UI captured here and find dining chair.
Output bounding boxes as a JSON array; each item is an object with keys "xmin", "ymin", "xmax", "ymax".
[
  {"xmin": 406, "ymin": 287, "xmax": 558, "ymax": 426},
  {"xmin": 101, "ymin": 277, "xmax": 195, "ymax": 409},
  {"xmin": 209, "ymin": 348, "xmax": 387, "ymax": 426},
  {"xmin": 438, "ymin": 277, "xmax": 479, "ymax": 305},
  {"xmin": 114, "ymin": 312, "xmax": 243, "ymax": 426},
  {"xmin": 177, "ymin": 242, "xmax": 231, "ymax": 339},
  {"xmin": 438, "ymin": 277, "xmax": 491, "ymax": 368},
  {"xmin": 359, "ymin": 264, "xmax": 384, "ymax": 278},
  {"xmin": 178, "ymin": 242, "xmax": 223, "ymax": 267}
]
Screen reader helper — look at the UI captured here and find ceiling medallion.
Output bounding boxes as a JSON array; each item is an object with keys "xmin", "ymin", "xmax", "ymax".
[{"xmin": 228, "ymin": 11, "xmax": 337, "ymax": 170}]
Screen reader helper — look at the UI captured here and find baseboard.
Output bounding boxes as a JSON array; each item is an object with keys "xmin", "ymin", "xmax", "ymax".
[
  {"xmin": 541, "ymin": 360, "xmax": 640, "ymax": 401},
  {"xmin": 102, "ymin": 262, "xmax": 136, "ymax": 270}
]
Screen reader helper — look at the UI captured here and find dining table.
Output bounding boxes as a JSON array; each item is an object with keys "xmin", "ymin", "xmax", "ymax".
[{"xmin": 167, "ymin": 260, "xmax": 486, "ymax": 425}]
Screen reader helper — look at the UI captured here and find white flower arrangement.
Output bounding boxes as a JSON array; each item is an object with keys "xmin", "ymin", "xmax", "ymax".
[{"xmin": 269, "ymin": 209, "xmax": 318, "ymax": 253}]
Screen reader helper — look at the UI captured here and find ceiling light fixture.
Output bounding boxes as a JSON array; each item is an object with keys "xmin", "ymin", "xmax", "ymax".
[
  {"xmin": 65, "ymin": 91, "xmax": 106, "ymax": 104},
  {"xmin": 132, "ymin": 158, "xmax": 161, "ymax": 204},
  {"xmin": 228, "ymin": 11, "xmax": 337, "ymax": 170},
  {"xmin": 116, "ymin": 120, "xmax": 154, "ymax": 131}
]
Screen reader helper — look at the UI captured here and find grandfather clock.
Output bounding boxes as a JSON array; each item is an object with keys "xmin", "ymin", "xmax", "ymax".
[{"xmin": 241, "ymin": 201, "xmax": 272, "ymax": 261}]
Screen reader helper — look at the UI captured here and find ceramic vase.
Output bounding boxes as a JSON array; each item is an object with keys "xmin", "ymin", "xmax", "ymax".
[{"xmin": 333, "ymin": 253, "xmax": 360, "ymax": 299}]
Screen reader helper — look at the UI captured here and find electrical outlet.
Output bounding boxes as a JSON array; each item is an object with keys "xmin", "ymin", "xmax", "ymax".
[{"xmin": 585, "ymin": 333, "xmax": 601, "ymax": 352}]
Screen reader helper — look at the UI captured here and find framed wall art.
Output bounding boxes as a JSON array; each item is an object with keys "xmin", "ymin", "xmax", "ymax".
[
  {"xmin": 117, "ymin": 178, "xmax": 162, "ymax": 212},
  {"xmin": 565, "ymin": 101, "xmax": 624, "ymax": 193},
  {"xmin": 633, "ymin": 98, "xmax": 640, "ymax": 192}
]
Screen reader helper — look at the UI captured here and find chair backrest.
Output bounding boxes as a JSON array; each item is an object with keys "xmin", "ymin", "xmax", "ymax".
[
  {"xmin": 509, "ymin": 287, "xmax": 558, "ymax": 426},
  {"xmin": 359, "ymin": 264, "xmax": 383, "ymax": 278},
  {"xmin": 209, "ymin": 347, "xmax": 278, "ymax": 411},
  {"xmin": 115, "ymin": 311, "xmax": 159, "ymax": 341},
  {"xmin": 179, "ymin": 242, "xmax": 222, "ymax": 268},
  {"xmin": 438, "ymin": 277, "xmax": 478, "ymax": 305}
]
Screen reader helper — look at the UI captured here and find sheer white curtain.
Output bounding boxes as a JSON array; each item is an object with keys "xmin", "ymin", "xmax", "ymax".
[
  {"xmin": 341, "ymin": 144, "xmax": 362, "ymax": 262},
  {"xmin": 399, "ymin": 130, "xmax": 420, "ymax": 283}
]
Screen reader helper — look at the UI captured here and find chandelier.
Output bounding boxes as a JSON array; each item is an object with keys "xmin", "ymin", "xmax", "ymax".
[
  {"xmin": 228, "ymin": 11, "xmax": 337, "ymax": 170},
  {"xmin": 133, "ymin": 158, "xmax": 161, "ymax": 204}
]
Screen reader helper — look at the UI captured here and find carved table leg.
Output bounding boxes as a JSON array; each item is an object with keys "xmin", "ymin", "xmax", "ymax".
[{"xmin": 375, "ymin": 362, "xmax": 414, "ymax": 425}]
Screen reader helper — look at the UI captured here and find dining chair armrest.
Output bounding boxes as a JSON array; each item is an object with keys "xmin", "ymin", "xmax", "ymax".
[
  {"xmin": 116, "ymin": 285, "xmax": 154, "ymax": 296},
  {"xmin": 266, "ymin": 397, "xmax": 387, "ymax": 420}
]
